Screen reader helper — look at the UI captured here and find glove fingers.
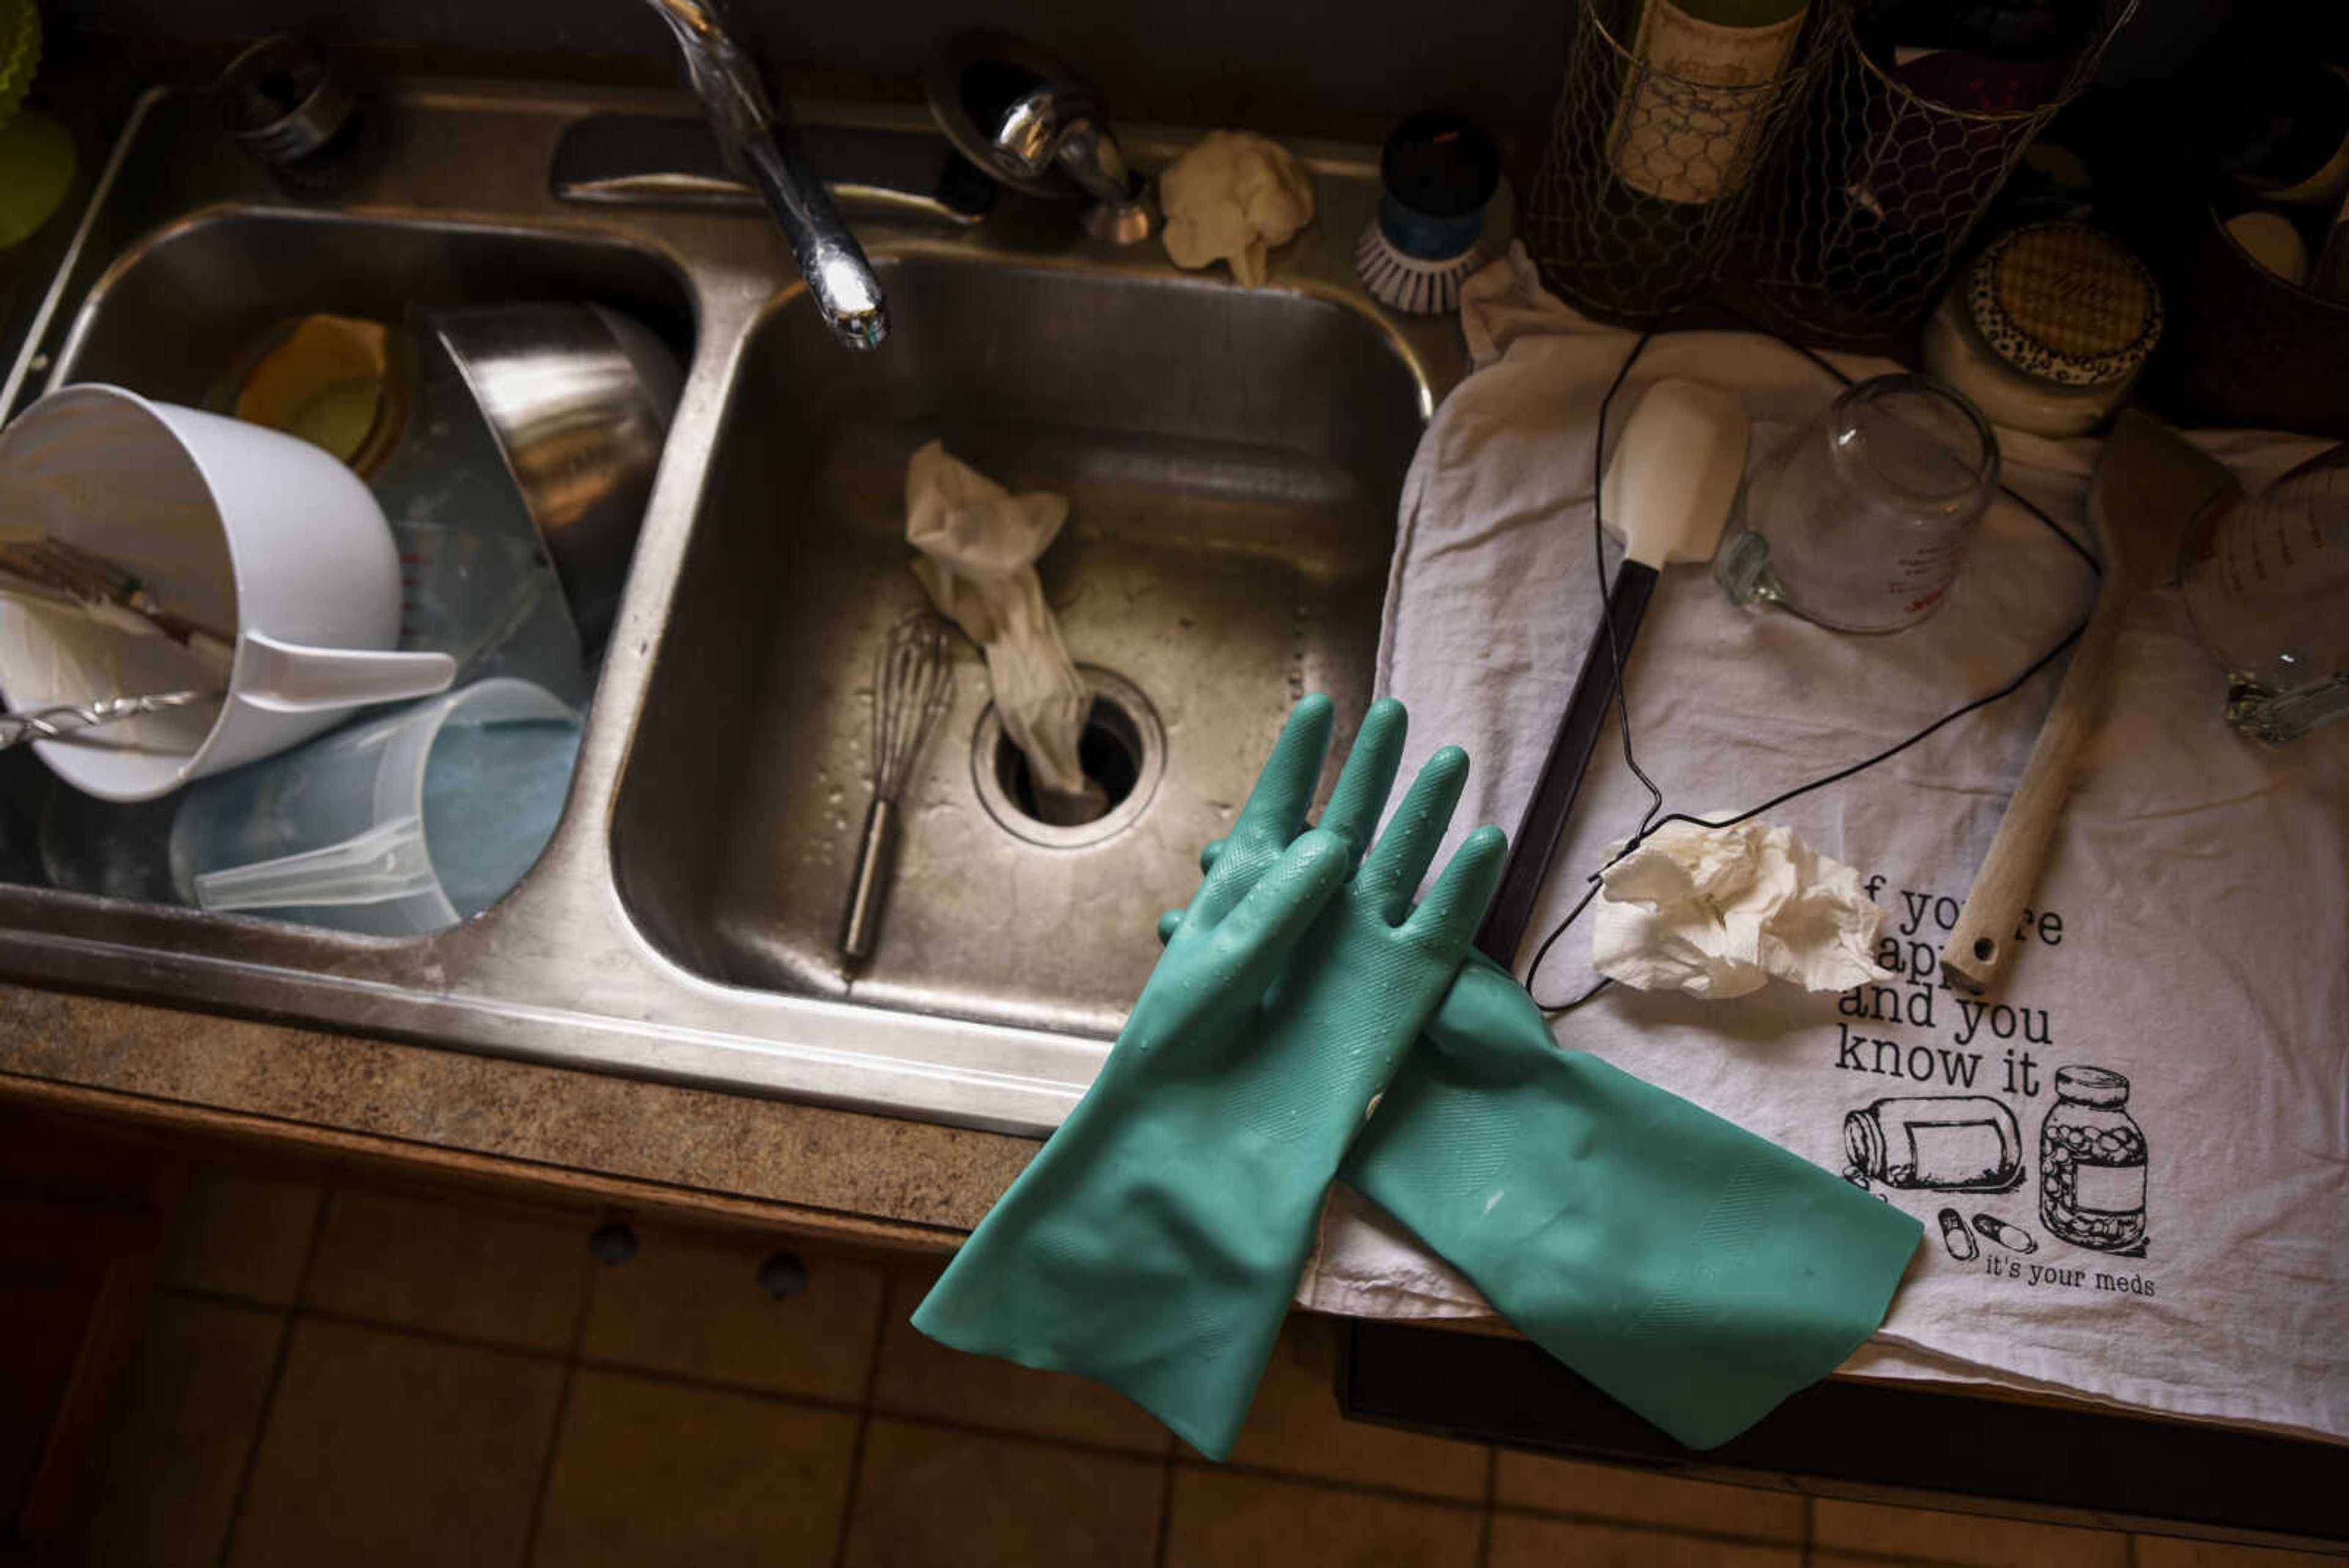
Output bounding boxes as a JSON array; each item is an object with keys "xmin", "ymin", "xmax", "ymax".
[
  {"xmin": 1193, "ymin": 697, "xmax": 1334, "ymax": 927},
  {"xmin": 1231, "ymin": 694, "xmax": 1334, "ymax": 844},
  {"xmin": 1316, "ymin": 697, "xmax": 1406, "ymax": 864},
  {"xmin": 1407, "ymin": 823, "xmax": 1510, "ymax": 948},
  {"xmin": 1356, "ymin": 746, "xmax": 1469, "ymax": 923},
  {"xmin": 1157, "ymin": 837, "xmax": 1229, "ymax": 945},
  {"xmin": 1215, "ymin": 827, "xmax": 1348, "ymax": 968}
]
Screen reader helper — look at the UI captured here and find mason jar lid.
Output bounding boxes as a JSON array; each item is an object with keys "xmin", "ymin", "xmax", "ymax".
[
  {"xmin": 1965, "ymin": 222, "xmax": 2164, "ymax": 388},
  {"xmin": 2053, "ymin": 1064, "xmax": 2131, "ymax": 1108}
]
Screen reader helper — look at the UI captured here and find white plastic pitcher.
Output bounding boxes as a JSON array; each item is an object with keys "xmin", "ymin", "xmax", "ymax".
[
  {"xmin": 169, "ymin": 678, "xmax": 581, "ymax": 937},
  {"xmin": 0, "ymin": 384, "xmax": 458, "ymax": 801}
]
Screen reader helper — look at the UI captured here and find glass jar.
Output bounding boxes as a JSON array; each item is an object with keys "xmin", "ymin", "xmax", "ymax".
[
  {"xmin": 1715, "ymin": 373, "xmax": 2000, "ymax": 633},
  {"xmin": 1919, "ymin": 221, "xmax": 2163, "ymax": 438},
  {"xmin": 2037, "ymin": 1066, "xmax": 2148, "ymax": 1254},
  {"xmin": 2180, "ymin": 448, "xmax": 2349, "ymax": 744}
]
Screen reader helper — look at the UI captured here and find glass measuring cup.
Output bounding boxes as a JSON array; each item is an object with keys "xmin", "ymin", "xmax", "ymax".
[
  {"xmin": 2181, "ymin": 445, "xmax": 2349, "ymax": 744},
  {"xmin": 1716, "ymin": 374, "xmax": 2001, "ymax": 633}
]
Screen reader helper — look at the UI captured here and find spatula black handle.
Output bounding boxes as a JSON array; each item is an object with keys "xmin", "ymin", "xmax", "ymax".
[{"xmin": 1474, "ymin": 560, "xmax": 1658, "ymax": 967}]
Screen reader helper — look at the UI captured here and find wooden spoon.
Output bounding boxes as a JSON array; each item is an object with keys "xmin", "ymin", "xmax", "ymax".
[{"xmin": 1939, "ymin": 411, "xmax": 2242, "ymax": 995}]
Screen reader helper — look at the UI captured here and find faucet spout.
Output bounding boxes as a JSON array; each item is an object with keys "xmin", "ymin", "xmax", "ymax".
[{"xmin": 642, "ymin": 0, "xmax": 888, "ymax": 350}]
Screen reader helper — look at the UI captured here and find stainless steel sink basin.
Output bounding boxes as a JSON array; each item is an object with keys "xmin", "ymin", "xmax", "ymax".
[
  {"xmin": 0, "ymin": 80, "xmax": 1465, "ymax": 1132},
  {"xmin": 617, "ymin": 257, "xmax": 1424, "ymax": 1035}
]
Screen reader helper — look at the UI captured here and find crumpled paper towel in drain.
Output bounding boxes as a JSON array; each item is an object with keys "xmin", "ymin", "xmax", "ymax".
[
  {"xmin": 904, "ymin": 440, "xmax": 1105, "ymax": 824},
  {"xmin": 1592, "ymin": 818, "xmax": 1885, "ymax": 998}
]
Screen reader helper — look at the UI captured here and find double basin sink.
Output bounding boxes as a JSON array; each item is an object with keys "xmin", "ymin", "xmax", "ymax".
[{"xmin": 0, "ymin": 80, "xmax": 1464, "ymax": 1133}]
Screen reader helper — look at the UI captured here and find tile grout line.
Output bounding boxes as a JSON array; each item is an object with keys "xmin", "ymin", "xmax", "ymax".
[
  {"xmin": 212, "ymin": 1181, "xmax": 339, "ymax": 1568},
  {"xmin": 1801, "ymin": 1542, "xmax": 2109, "ymax": 1568},
  {"xmin": 511, "ymin": 1237, "xmax": 606, "ymax": 1568},
  {"xmin": 1151, "ymin": 1442, "xmax": 1178, "ymax": 1568},
  {"xmin": 1463, "ymin": 1499, "xmax": 1816, "ymax": 1554},
  {"xmin": 1162, "ymin": 1454, "xmax": 1490, "ymax": 1514},
  {"xmin": 168, "ymin": 1284, "xmax": 581, "ymax": 1366},
  {"xmin": 1474, "ymin": 1446, "xmax": 1499, "ymax": 1568},
  {"xmin": 828, "ymin": 1271, "xmax": 900, "ymax": 1568}
]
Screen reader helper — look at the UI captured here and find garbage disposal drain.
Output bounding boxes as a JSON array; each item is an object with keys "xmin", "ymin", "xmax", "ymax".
[{"xmin": 973, "ymin": 668, "xmax": 1163, "ymax": 849}]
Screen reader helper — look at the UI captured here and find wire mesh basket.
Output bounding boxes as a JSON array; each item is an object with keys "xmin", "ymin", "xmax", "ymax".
[
  {"xmin": 1744, "ymin": 0, "xmax": 2138, "ymax": 339},
  {"xmin": 1527, "ymin": 0, "xmax": 1825, "ymax": 322}
]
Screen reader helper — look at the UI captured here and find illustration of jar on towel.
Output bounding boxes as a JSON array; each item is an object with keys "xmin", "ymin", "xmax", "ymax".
[
  {"xmin": 1844, "ymin": 1095, "xmax": 2024, "ymax": 1192},
  {"xmin": 2038, "ymin": 1066, "xmax": 2148, "ymax": 1255}
]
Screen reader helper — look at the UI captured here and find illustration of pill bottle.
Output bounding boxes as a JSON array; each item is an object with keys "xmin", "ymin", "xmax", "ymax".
[
  {"xmin": 1843, "ymin": 1096, "xmax": 2024, "ymax": 1191},
  {"xmin": 2038, "ymin": 1066, "xmax": 2148, "ymax": 1254}
]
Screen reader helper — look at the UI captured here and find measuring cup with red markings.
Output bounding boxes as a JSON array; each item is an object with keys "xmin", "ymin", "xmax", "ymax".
[{"xmin": 1716, "ymin": 374, "xmax": 2002, "ymax": 634}]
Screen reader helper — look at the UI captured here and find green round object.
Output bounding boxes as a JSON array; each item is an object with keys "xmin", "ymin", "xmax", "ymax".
[{"xmin": 0, "ymin": 105, "xmax": 75, "ymax": 250}]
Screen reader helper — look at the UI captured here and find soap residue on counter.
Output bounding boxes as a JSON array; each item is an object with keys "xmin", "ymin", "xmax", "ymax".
[{"xmin": 1592, "ymin": 817, "xmax": 1885, "ymax": 998}]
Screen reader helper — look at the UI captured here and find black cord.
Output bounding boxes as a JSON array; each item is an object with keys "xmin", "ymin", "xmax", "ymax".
[
  {"xmin": 1524, "ymin": 318, "xmax": 2101, "ymax": 1015},
  {"xmin": 1628, "ymin": 620, "xmax": 2084, "ymax": 845}
]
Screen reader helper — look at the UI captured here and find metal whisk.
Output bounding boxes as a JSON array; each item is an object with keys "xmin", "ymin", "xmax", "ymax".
[
  {"xmin": 839, "ymin": 611, "xmax": 956, "ymax": 962},
  {"xmin": 1, "ymin": 689, "xmax": 218, "ymax": 752}
]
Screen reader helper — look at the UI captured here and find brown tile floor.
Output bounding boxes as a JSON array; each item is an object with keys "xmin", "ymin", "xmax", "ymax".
[{"xmin": 65, "ymin": 1166, "xmax": 2339, "ymax": 1567}]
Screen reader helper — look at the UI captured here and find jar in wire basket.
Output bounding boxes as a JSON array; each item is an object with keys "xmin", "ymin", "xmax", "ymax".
[
  {"xmin": 1527, "ymin": 0, "xmax": 1824, "ymax": 321},
  {"xmin": 1920, "ymin": 221, "xmax": 2163, "ymax": 436}
]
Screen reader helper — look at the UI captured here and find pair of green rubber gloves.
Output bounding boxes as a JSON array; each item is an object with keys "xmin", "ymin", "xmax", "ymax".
[{"xmin": 913, "ymin": 696, "xmax": 1921, "ymax": 1459}]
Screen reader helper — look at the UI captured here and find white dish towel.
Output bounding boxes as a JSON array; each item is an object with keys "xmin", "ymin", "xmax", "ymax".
[{"xmin": 1297, "ymin": 247, "xmax": 2349, "ymax": 1446}]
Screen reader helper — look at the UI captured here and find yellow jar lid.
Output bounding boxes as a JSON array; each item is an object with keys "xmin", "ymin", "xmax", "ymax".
[{"xmin": 1968, "ymin": 221, "xmax": 2163, "ymax": 387}]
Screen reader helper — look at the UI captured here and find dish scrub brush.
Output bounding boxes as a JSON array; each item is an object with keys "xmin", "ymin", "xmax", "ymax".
[
  {"xmin": 0, "ymin": 0, "xmax": 78, "ymax": 253},
  {"xmin": 1355, "ymin": 108, "xmax": 1507, "ymax": 316}
]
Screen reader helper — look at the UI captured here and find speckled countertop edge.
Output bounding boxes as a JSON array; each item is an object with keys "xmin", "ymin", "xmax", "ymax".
[{"xmin": 0, "ymin": 983, "xmax": 1036, "ymax": 1245}]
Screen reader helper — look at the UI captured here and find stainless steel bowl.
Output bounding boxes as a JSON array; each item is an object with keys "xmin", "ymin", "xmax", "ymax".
[{"xmin": 423, "ymin": 302, "xmax": 682, "ymax": 652}]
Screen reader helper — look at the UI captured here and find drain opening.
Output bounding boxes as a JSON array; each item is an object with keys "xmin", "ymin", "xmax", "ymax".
[
  {"xmin": 993, "ymin": 697, "xmax": 1141, "ymax": 823},
  {"xmin": 971, "ymin": 667, "xmax": 1165, "ymax": 850}
]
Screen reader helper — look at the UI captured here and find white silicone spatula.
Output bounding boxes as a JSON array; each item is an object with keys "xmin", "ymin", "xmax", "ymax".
[{"xmin": 1477, "ymin": 378, "xmax": 1750, "ymax": 965}]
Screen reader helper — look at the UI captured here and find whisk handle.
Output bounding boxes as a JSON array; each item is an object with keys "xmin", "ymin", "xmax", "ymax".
[{"xmin": 838, "ymin": 796, "xmax": 901, "ymax": 962}]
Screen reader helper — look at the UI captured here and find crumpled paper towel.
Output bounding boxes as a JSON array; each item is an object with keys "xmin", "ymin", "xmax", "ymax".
[
  {"xmin": 904, "ymin": 440, "xmax": 1105, "ymax": 825},
  {"xmin": 1159, "ymin": 130, "xmax": 1315, "ymax": 288},
  {"xmin": 1592, "ymin": 819, "xmax": 1885, "ymax": 998}
]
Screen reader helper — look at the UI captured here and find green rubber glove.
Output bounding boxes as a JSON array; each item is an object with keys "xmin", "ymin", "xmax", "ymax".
[
  {"xmin": 1341, "ymin": 953, "xmax": 1923, "ymax": 1449},
  {"xmin": 913, "ymin": 695, "xmax": 1507, "ymax": 1459},
  {"xmin": 1163, "ymin": 808, "xmax": 1926, "ymax": 1449}
]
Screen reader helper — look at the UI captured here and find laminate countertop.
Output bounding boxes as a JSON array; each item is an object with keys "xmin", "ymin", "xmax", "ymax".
[{"xmin": 0, "ymin": 979, "xmax": 1030, "ymax": 1247}]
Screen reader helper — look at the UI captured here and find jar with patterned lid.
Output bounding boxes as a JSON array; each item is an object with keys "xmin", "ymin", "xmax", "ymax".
[
  {"xmin": 1920, "ymin": 221, "xmax": 2164, "ymax": 437},
  {"xmin": 2038, "ymin": 1066, "xmax": 2148, "ymax": 1254}
]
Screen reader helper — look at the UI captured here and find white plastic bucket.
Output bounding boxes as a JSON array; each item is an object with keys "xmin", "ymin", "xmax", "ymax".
[{"xmin": 0, "ymin": 384, "xmax": 458, "ymax": 801}]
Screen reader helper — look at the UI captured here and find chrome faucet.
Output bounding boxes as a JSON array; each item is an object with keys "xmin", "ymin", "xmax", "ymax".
[
  {"xmin": 990, "ymin": 84, "xmax": 1153, "ymax": 243},
  {"xmin": 927, "ymin": 33, "xmax": 1156, "ymax": 245},
  {"xmin": 641, "ymin": 0, "xmax": 888, "ymax": 350}
]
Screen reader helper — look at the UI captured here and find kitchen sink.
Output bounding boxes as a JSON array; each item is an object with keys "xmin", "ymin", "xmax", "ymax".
[
  {"xmin": 617, "ymin": 258, "xmax": 1423, "ymax": 1034},
  {"xmin": 0, "ymin": 80, "xmax": 1464, "ymax": 1132},
  {"xmin": 40, "ymin": 209, "xmax": 692, "ymax": 411}
]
